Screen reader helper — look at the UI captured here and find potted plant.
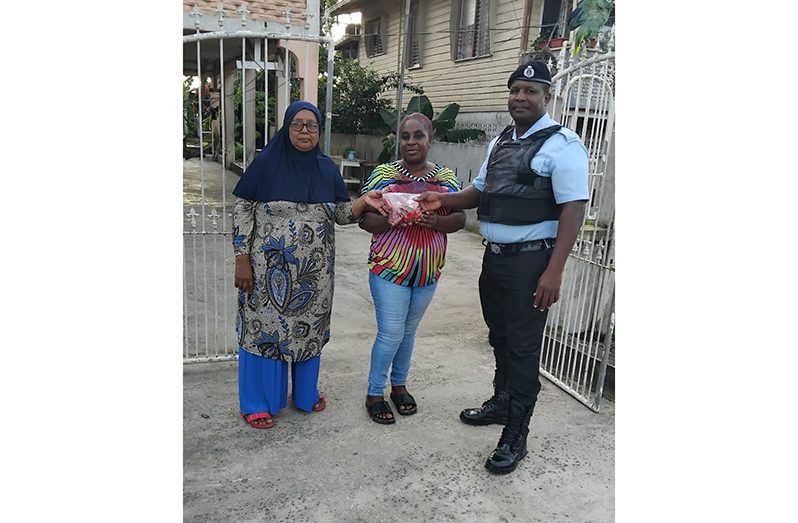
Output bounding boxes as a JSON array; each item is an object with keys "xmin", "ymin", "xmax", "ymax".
[
  {"xmin": 343, "ymin": 146, "xmax": 356, "ymax": 160},
  {"xmin": 532, "ymin": 27, "xmax": 567, "ymax": 50}
]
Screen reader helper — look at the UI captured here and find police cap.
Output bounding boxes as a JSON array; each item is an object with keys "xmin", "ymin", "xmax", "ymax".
[{"xmin": 507, "ymin": 61, "xmax": 552, "ymax": 88}]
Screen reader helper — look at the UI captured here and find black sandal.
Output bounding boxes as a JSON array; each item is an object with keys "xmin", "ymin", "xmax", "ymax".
[
  {"xmin": 390, "ymin": 391, "xmax": 417, "ymax": 416},
  {"xmin": 366, "ymin": 399, "xmax": 396, "ymax": 424}
]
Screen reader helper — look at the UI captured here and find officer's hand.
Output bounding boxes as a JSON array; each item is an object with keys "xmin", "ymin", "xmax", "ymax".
[
  {"xmin": 414, "ymin": 191, "xmax": 443, "ymax": 212},
  {"xmin": 416, "ymin": 210, "xmax": 439, "ymax": 229},
  {"xmin": 533, "ymin": 267, "xmax": 562, "ymax": 311}
]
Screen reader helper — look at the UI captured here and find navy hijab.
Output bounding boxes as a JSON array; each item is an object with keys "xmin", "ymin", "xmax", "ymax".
[{"xmin": 232, "ymin": 101, "xmax": 350, "ymax": 204}]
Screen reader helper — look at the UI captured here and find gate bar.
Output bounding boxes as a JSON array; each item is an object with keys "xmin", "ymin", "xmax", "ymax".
[
  {"xmin": 219, "ymin": 38, "xmax": 231, "ymax": 357},
  {"xmin": 592, "ymin": 290, "xmax": 615, "ymax": 407},
  {"xmin": 263, "ymin": 38, "xmax": 269, "ymax": 149},
  {"xmin": 284, "ymin": 47, "xmax": 290, "ymax": 109},
  {"xmin": 323, "ymin": 35, "xmax": 334, "ymax": 153},
  {"xmin": 242, "ymin": 37, "xmax": 247, "ymax": 168}
]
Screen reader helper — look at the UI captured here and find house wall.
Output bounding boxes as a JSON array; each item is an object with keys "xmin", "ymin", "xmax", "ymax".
[
  {"xmin": 328, "ymin": 133, "xmax": 385, "ymax": 162},
  {"xmin": 427, "ymin": 140, "xmax": 490, "ymax": 228},
  {"xmin": 354, "ymin": 0, "xmax": 547, "ymax": 124}
]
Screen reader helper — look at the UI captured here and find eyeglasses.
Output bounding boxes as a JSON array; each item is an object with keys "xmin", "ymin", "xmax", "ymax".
[{"xmin": 289, "ymin": 120, "xmax": 320, "ymax": 133}]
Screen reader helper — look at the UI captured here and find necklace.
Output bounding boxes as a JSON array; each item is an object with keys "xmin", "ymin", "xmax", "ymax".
[{"xmin": 392, "ymin": 160, "xmax": 441, "ymax": 182}]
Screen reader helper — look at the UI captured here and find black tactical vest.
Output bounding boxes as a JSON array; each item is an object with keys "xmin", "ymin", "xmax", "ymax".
[{"xmin": 477, "ymin": 124, "xmax": 562, "ymax": 225}]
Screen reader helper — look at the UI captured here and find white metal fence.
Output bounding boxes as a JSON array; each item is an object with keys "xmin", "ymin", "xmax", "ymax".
[
  {"xmin": 183, "ymin": 157, "xmax": 238, "ymax": 362},
  {"xmin": 183, "ymin": 28, "xmax": 325, "ymax": 363},
  {"xmin": 540, "ymin": 50, "xmax": 616, "ymax": 412}
]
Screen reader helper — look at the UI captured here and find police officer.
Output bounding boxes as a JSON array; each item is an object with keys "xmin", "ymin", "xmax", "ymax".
[{"xmin": 415, "ymin": 61, "xmax": 589, "ymax": 474}]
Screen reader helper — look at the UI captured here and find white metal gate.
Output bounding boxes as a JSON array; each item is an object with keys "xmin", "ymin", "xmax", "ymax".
[
  {"xmin": 183, "ymin": 27, "xmax": 329, "ymax": 363},
  {"xmin": 540, "ymin": 51, "xmax": 616, "ymax": 411}
]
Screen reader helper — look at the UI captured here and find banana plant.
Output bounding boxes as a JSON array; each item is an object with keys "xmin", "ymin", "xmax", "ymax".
[{"xmin": 378, "ymin": 95, "xmax": 486, "ymax": 162}]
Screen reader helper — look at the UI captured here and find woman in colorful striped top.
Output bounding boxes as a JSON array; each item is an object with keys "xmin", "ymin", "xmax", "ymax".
[{"xmin": 359, "ymin": 113, "xmax": 466, "ymax": 424}]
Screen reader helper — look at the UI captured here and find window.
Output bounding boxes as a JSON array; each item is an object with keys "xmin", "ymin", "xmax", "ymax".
[
  {"xmin": 453, "ymin": 0, "xmax": 490, "ymax": 60},
  {"xmin": 340, "ymin": 42, "xmax": 359, "ymax": 60},
  {"xmin": 540, "ymin": 0, "xmax": 566, "ymax": 40},
  {"xmin": 364, "ymin": 17, "xmax": 385, "ymax": 57},
  {"xmin": 404, "ymin": 1, "xmax": 421, "ymax": 68}
]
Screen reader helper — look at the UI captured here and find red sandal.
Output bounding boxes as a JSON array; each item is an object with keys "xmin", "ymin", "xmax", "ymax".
[
  {"xmin": 240, "ymin": 412, "xmax": 274, "ymax": 429},
  {"xmin": 312, "ymin": 392, "xmax": 326, "ymax": 412}
]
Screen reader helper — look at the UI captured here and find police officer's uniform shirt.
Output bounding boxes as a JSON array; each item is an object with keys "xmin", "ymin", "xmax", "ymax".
[{"xmin": 472, "ymin": 113, "xmax": 589, "ymax": 243}]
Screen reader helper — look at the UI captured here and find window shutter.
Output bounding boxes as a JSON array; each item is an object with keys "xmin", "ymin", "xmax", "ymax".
[
  {"xmin": 453, "ymin": 0, "xmax": 489, "ymax": 59},
  {"xmin": 365, "ymin": 18, "xmax": 384, "ymax": 57},
  {"xmin": 476, "ymin": 0, "xmax": 490, "ymax": 56}
]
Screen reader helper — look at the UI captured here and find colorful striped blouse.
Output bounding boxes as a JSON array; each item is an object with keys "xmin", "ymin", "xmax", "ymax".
[{"xmin": 361, "ymin": 162, "xmax": 462, "ymax": 287}]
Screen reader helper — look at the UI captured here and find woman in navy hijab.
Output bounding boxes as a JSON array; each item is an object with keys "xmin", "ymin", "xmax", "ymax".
[{"xmin": 232, "ymin": 101, "xmax": 383, "ymax": 429}]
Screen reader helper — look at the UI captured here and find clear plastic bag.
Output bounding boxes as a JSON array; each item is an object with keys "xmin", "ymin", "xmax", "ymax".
[
  {"xmin": 381, "ymin": 181, "xmax": 450, "ymax": 226},
  {"xmin": 383, "ymin": 192, "xmax": 422, "ymax": 226}
]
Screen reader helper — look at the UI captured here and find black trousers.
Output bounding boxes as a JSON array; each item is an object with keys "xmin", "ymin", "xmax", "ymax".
[{"xmin": 478, "ymin": 246, "xmax": 553, "ymax": 409}]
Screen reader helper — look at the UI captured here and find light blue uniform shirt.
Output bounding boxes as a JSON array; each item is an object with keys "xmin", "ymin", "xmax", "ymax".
[{"xmin": 472, "ymin": 113, "xmax": 589, "ymax": 243}]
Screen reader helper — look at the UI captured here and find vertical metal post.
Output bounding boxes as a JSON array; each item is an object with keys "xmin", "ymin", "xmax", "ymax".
[
  {"xmin": 195, "ymin": 37, "xmax": 210, "ymax": 357},
  {"xmin": 220, "ymin": 38, "xmax": 229, "ymax": 356},
  {"xmin": 212, "ymin": 234, "xmax": 219, "ymax": 356},
  {"xmin": 241, "ymin": 37, "xmax": 247, "ymax": 168},
  {"xmin": 592, "ymin": 290, "xmax": 614, "ymax": 410},
  {"xmin": 395, "ymin": 0, "xmax": 412, "ymax": 159},
  {"xmin": 220, "ymin": 39, "xmax": 226, "ymax": 230},
  {"xmin": 324, "ymin": 38, "xmax": 334, "ymax": 154},
  {"xmin": 304, "ymin": 34, "xmax": 310, "ymax": 100},
  {"xmin": 196, "ymin": 39, "xmax": 206, "ymax": 229},
  {"xmin": 284, "ymin": 47, "xmax": 291, "ymax": 106},
  {"xmin": 192, "ymin": 236, "xmax": 199, "ymax": 355},
  {"xmin": 183, "ymin": 244, "xmax": 189, "ymax": 358},
  {"xmin": 264, "ymin": 38, "xmax": 269, "ymax": 146}
]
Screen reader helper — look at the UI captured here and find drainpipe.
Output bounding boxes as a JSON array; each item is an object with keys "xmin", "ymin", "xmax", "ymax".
[{"xmin": 520, "ymin": 0, "xmax": 534, "ymax": 59}]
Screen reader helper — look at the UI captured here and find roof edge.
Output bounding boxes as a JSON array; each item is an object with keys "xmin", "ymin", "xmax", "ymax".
[{"xmin": 328, "ymin": 0, "xmax": 366, "ymax": 16}]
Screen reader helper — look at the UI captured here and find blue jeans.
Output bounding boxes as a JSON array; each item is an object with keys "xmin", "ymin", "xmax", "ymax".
[{"xmin": 367, "ymin": 271, "xmax": 438, "ymax": 396}]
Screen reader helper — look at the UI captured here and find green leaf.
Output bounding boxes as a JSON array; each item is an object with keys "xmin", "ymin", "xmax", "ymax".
[
  {"xmin": 405, "ymin": 95, "xmax": 433, "ymax": 119},
  {"xmin": 378, "ymin": 134, "xmax": 396, "ymax": 163},
  {"xmin": 380, "ymin": 108, "xmax": 398, "ymax": 131},
  {"xmin": 569, "ymin": 0, "xmax": 613, "ymax": 56},
  {"xmin": 432, "ymin": 103, "xmax": 460, "ymax": 137}
]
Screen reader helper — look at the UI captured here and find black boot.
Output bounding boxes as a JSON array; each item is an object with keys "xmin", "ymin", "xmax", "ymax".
[
  {"xmin": 460, "ymin": 389, "xmax": 510, "ymax": 426},
  {"xmin": 484, "ymin": 400, "xmax": 534, "ymax": 474}
]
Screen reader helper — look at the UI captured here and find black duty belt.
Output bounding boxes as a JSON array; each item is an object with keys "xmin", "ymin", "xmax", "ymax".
[{"xmin": 482, "ymin": 238, "xmax": 556, "ymax": 256}]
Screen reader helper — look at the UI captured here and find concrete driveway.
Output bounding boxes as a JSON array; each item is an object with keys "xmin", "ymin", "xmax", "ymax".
[{"xmin": 184, "ymin": 218, "xmax": 615, "ymax": 522}]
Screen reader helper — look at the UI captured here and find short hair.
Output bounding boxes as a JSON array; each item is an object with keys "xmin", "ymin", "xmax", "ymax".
[{"xmin": 399, "ymin": 112, "xmax": 433, "ymax": 139}]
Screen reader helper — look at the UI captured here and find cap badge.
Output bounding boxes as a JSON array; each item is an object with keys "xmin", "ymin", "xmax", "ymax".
[{"xmin": 523, "ymin": 65, "xmax": 535, "ymax": 78}]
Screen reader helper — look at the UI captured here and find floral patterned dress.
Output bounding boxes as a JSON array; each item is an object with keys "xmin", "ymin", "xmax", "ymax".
[{"xmin": 233, "ymin": 198, "xmax": 357, "ymax": 362}]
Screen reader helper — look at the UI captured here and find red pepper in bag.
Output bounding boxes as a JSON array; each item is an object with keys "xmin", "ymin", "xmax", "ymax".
[
  {"xmin": 381, "ymin": 181, "xmax": 450, "ymax": 226},
  {"xmin": 382, "ymin": 192, "xmax": 422, "ymax": 226}
]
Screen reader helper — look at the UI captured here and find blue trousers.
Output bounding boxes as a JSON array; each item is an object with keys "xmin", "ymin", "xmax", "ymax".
[
  {"xmin": 238, "ymin": 348, "xmax": 321, "ymax": 415},
  {"xmin": 366, "ymin": 271, "xmax": 438, "ymax": 396}
]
